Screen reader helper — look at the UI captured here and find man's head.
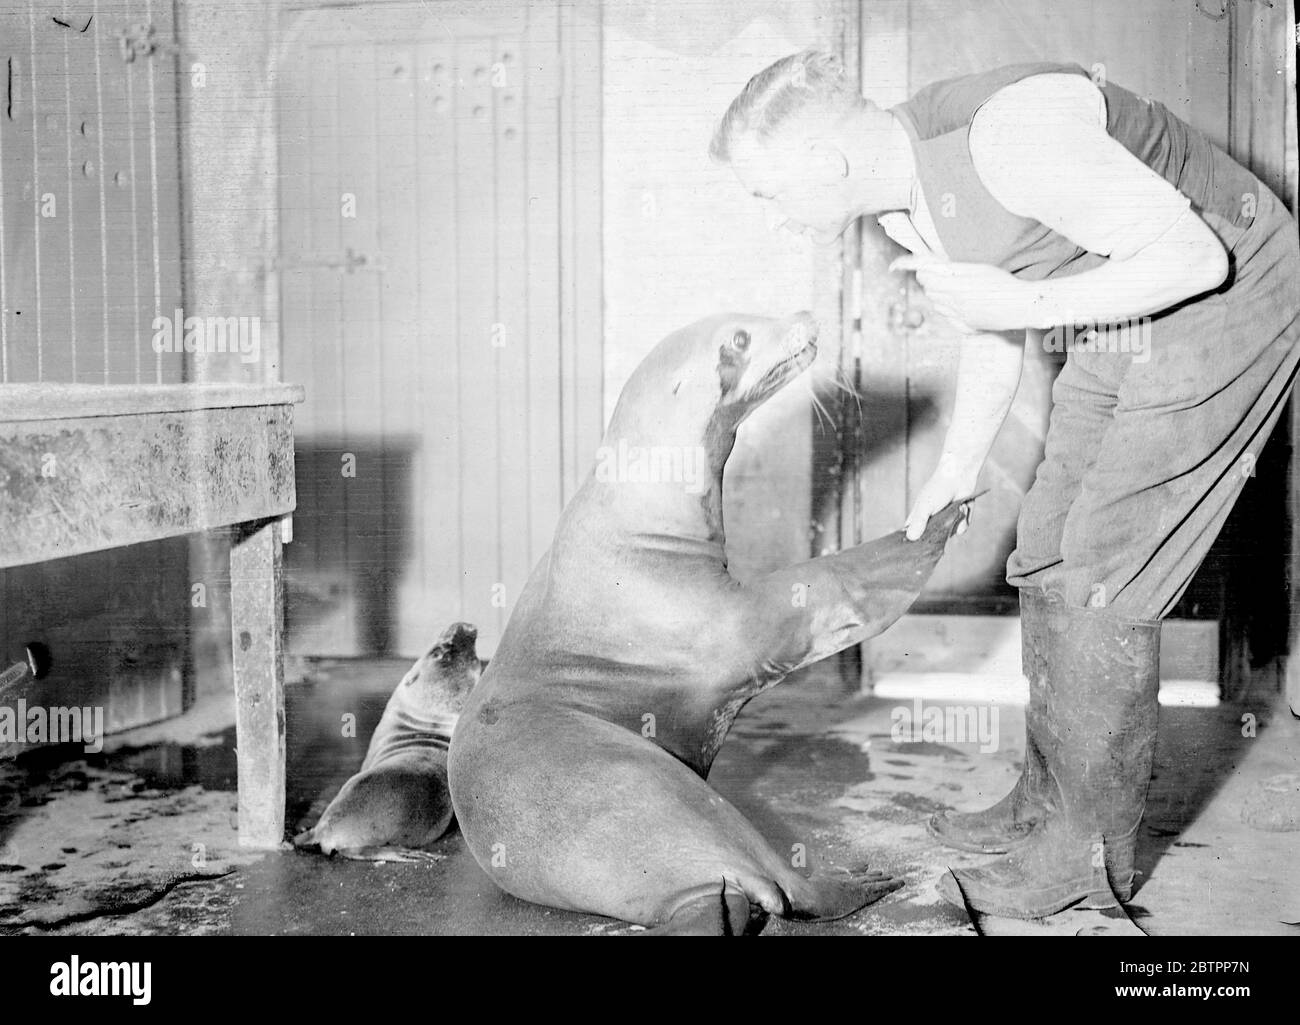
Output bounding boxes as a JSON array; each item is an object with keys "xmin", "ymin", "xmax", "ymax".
[{"xmin": 712, "ymin": 49, "xmax": 909, "ymax": 243}]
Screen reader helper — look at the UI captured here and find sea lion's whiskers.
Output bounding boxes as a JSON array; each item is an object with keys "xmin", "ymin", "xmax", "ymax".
[
  {"xmin": 797, "ymin": 371, "xmax": 838, "ymax": 434},
  {"xmin": 808, "ymin": 387, "xmax": 834, "ymax": 433}
]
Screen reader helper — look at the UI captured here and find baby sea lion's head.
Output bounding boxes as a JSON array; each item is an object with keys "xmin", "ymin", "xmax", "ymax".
[{"xmin": 400, "ymin": 621, "xmax": 483, "ymax": 714}]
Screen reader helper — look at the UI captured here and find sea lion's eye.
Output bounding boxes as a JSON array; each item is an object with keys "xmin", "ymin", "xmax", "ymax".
[{"xmin": 731, "ymin": 330, "xmax": 750, "ymax": 352}]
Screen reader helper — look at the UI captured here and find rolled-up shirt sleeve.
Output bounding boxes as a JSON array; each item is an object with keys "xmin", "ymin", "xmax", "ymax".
[{"xmin": 968, "ymin": 73, "xmax": 1191, "ymax": 262}]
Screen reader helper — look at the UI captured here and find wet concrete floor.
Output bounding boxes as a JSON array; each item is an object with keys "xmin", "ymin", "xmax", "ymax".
[{"xmin": 1, "ymin": 656, "xmax": 1296, "ymax": 935}]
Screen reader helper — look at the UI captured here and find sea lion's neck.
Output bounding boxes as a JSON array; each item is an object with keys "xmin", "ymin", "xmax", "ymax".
[{"xmin": 587, "ymin": 414, "xmax": 737, "ymax": 546}]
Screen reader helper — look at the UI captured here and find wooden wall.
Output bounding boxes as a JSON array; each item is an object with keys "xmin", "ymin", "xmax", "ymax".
[
  {"xmin": 276, "ymin": 1, "xmax": 602, "ymax": 658},
  {"xmin": 0, "ymin": 0, "xmax": 190, "ymax": 750},
  {"xmin": 600, "ymin": 0, "xmax": 847, "ymax": 585},
  {"xmin": 274, "ymin": 0, "xmax": 849, "ymax": 658},
  {"xmin": 174, "ymin": 0, "xmax": 284, "ymax": 699}
]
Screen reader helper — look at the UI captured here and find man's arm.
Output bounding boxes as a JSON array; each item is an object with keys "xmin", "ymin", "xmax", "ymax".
[
  {"xmin": 973, "ymin": 74, "xmax": 1229, "ymax": 324},
  {"xmin": 1019, "ymin": 208, "xmax": 1227, "ymax": 327},
  {"xmin": 893, "ymin": 212, "xmax": 1226, "ymax": 333},
  {"xmin": 895, "ymin": 73, "xmax": 1229, "ymax": 334},
  {"xmin": 904, "ymin": 329, "xmax": 1025, "ymax": 539}
]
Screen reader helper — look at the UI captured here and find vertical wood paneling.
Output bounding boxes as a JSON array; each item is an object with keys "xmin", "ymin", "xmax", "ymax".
[
  {"xmin": 1186, "ymin": 3, "xmax": 1230, "ymax": 152},
  {"xmin": 0, "ymin": 12, "xmax": 9, "ymax": 387},
  {"xmin": 93, "ymin": 2, "xmax": 137, "ymax": 384},
  {"xmin": 495, "ymin": 30, "xmax": 531, "ymax": 627},
  {"xmin": 0, "ymin": 1, "xmax": 179, "ymax": 386},
  {"xmin": 454, "ymin": 36, "xmax": 504, "ymax": 641},
  {"xmin": 276, "ymin": 33, "xmax": 316, "ymax": 598},
  {"xmin": 336, "ymin": 41, "xmax": 388, "ymax": 650},
  {"xmin": 122, "ymin": 0, "xmax": 152, "ymax": 382},
  {"xmin": 278, "ymin": 3, "xmax": 601, "ymax": 657},
  {"xmin": 30, "ymin": 1, "xmax": 74, "ymax": 380},
  {"xmin": 856, "ymin": 0, "xmax": 912, "ymax": 549},
  {"xmin": 1, "ymin": 9, "xmax": 40, "ymax": 383},
  {"xmin": 414, "ymin": 39, "xmax": 464, "ymax": 649},
  {"xmin": 524, "ymin": 4, "xmax": 564, "ymax": 562},
  {"xmin": 374, "ymin": 41, "xmax": 422, "ymax": 649},
  {"xmin": 144, "ymin": 0, "xmax": 182, "ymax": 385},
  {"xmin": 60, "ymin": 0, "xmax": 101, "ymax": 383},
  {"xmin": 558, "ymin": 1, "xmax": 604, "ymax": 505},
  {"xmin": 306, "ymin": 45, "xmax": 344, "ymax": 598},
  {"xmin": 0, "ymin": 0, "xmax": 188, "ymax": 741}
]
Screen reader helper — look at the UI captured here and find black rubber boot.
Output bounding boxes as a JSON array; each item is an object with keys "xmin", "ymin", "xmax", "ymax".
[
  {"xmin": 927, "ymin": 588, "xmax": 1058, "ymax": 853},
  {"xmin": 937, "ymin": 597, "xmax": 1160, "ymax": 919}
]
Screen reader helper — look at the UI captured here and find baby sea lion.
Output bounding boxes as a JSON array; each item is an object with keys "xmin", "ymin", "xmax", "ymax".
[
  {"xmin": 449, "ymin": 311, "xmax": 970, "ymax": 932},
  {"xmin": 295, "ymin": 622, "xmax": 482, "ymax": 861}
]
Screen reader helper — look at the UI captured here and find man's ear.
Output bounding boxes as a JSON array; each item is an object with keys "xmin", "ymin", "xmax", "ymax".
[{"xmin": 808, "ymin": 140, "xmax": 850, "ymax": 180}]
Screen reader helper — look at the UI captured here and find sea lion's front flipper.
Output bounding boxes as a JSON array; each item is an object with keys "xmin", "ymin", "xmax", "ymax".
[
  {"xmin": 740, "ymin": 498, "xmax": 972, "ymax": 672},
  {"xmin": 786, "ymin": 866, "xmax": 906, "ymax": 921},
  {"xmin": 643, "ymin": 880, "xmax": 755, "ymax": 936}
]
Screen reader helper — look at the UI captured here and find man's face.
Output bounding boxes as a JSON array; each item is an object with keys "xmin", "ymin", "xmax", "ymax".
[{"xmin": 728, "ymin": 126, "xmax": 859, "ymax": 246}]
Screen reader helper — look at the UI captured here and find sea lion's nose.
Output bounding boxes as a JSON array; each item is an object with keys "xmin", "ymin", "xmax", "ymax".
[
  {"xmin": 784, "ymin": 311, "xmax": 819, "ymax": 350},
  {"xmin": 441, "ymin": 621, "xmax": 478, "ymax": 646}
]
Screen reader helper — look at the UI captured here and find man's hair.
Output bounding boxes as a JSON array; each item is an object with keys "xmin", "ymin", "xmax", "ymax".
[{"xmin": 710, "ymin": 49, "xmax": 864, "ymax": 163}]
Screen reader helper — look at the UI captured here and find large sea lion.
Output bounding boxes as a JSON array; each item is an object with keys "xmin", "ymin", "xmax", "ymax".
[
  {"xmin": 295, "ymin": 622, "xmax": 481, "ymax": 860},
  {"xmin": 448, "ymin": 311, "xmax": 969, "ymax": 934}
]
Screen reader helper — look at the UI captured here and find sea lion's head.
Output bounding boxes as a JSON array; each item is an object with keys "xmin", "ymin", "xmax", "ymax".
[
  {"xmin": 610, "ymin": 310, "xmax": 819, "ymax": 446},
  {"xmin": 705, "ymin": 310, "xmax": 820, "ymax": 427},
  {"xmin": 594, "ymin": 311, "xmax": 818, "ymax": 539},
  {"xmin": 399, "ymin": 621, "xmax": 483, "ymax": 716}
]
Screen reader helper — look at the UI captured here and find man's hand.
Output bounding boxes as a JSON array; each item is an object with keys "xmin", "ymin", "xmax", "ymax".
[
  {"xmin": 905, "ymin": 458, "xmax": 980, "ymax": 541},
  {"xmin": 890, "ymin": 255, "xmax": 1038, "ymax": 332}
]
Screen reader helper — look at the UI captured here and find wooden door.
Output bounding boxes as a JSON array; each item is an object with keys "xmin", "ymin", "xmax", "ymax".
[
  {"xmin": 277, "ymin": 0, "xmax": 601, "ymax": 658},
  {"xmin": 853, "ymin": 0, "xmax": 1233, "ymax": 612}
]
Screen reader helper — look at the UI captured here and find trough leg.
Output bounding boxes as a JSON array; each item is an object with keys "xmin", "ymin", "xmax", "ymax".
[{"xmin": 230, "ymin": 516, "xmax": 287, "ymax": 848}]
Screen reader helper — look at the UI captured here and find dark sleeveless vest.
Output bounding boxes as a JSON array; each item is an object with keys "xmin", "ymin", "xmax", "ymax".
[{"xmin": 890, "ymin": 62, "xmax": 1261, "ymax": 280}]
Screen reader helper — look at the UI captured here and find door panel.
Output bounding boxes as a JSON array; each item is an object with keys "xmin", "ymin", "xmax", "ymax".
[{"xmin": 278, "ymin": 1, "xmax": 595, "ymax": 657}]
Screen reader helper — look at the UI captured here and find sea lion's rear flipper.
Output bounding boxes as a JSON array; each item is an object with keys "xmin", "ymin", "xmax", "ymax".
[
  {"xmin": 787, "ymin": 866, "xmax": 906, "ymax": 922},
  {"xmin": 642, "ymin": 880, "xmax": 755, "ymax": 936},
  {"xmin": 741, "ymin": 498, "xmax": 973, "ymax": 672}
]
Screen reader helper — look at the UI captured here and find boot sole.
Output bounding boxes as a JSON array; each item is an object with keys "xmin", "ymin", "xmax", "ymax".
[
  {"xmin": 926, "ymin": 816, "xmax": 1031, "ymax": 855},
  {"xmin": 939, "ymin": 873, "xmax": 1134, "ymax": 920}
]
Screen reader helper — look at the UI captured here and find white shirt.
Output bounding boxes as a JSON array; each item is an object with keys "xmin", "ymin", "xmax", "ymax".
[{"xmin": 878, "ymin": 73, "xmax": 1192, "ymax": 263}]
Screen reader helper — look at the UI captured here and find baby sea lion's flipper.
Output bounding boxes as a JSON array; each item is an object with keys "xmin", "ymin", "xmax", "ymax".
[
  {"xmin": 292, "ymin": 826, "xmax": 445, "ymax": 863},
  {"xmin": 334, "ymin": 846, "xmax": 447, "ymax": 864}
]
